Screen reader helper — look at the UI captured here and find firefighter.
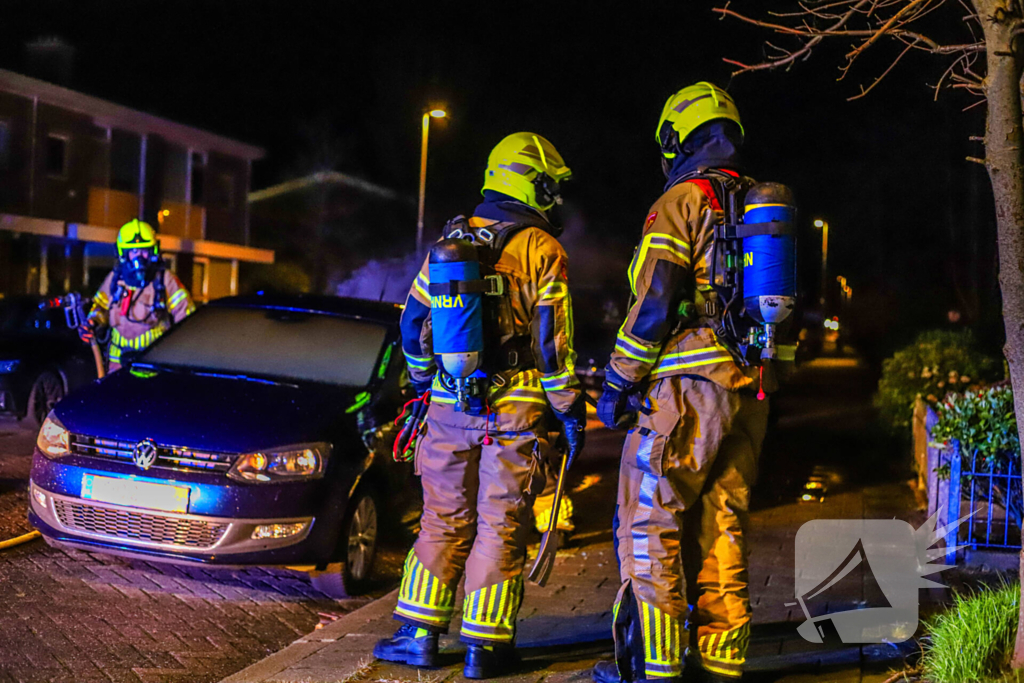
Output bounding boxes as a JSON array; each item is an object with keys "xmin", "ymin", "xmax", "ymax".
[
  {"xmin": 592, "ymin": 83, "xmax": 771, "ymax": 683},
  {"xmin": 374, "ymin": 133, "xmax": 586, "ymax": 679},
  {"xmin": 83, "ymin": 219, "xmax": 195, "ymax": 372}
]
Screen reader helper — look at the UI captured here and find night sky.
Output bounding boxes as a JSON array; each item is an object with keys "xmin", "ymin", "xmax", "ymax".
[{"xmin": 0, "ymin": 1, "xmax": 1003, "ymax": 357}]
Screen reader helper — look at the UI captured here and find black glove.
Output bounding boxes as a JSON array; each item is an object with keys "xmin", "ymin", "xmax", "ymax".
[
  {"xmin": 553, "ymin": 392, "xmax": 587, "ymax": 470},
  {"xmin": 597, "ymin": 367, "xmax": 637, "ymax": 430}
]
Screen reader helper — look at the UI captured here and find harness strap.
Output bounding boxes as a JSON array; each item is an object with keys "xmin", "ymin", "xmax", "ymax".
[
  {"xmin": 716, "ymin": 221, "xmax": 796, "ymax": 239},
  {"xmin": 427, "ymin": 275, "xmax": 504, "ymax": 296}
]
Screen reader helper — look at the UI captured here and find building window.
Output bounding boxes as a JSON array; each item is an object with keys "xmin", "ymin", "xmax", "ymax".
[
  {"xmin": 0, "ymin": 121, "xmax": 11, "ymax": 171},
  {"xmin": 213, "ymin": 172, "xmax": 235, "ymax": 210},
  {"xmin": 192, "ymin": 257, "xmax": 209, "ymax": 303},
  {"xmin": 45, "ymin": 134, "xmax": 68, "ymax": 178},
  {"xmin": 190, "ymin": 152, "xmax": 205, "ymax": 205},
  {"xmin": 110, "ymin": 129, "xmax": 141, "ymax": 193}
]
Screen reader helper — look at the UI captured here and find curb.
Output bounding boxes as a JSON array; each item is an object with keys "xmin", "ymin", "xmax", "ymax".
[{"xmin": 221, "ymin": 588, "xmax": 401, "ymax": 683}]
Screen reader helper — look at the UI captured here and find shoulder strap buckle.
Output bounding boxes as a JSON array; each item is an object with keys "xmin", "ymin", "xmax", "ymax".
[
  {"xmin": 484, "ymin": 274, "xmax": 504, "ymax": 296},
  {"xmin": 444, "ymin": 215, "xmax": 471, "ymax": 240}
]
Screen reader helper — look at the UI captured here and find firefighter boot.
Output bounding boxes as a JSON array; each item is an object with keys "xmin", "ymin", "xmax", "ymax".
[
  {"xmin": 464, "ymin": 644, "xmax": 519, "ymax": 679},
  {"xmin": 592, "ymin": 660, "xmax": 623, "ymax": 683},
  {"xmin": 373, "ymin": 624, "xmax": 439, "ymax": 667},
  {"xmin": 592, "ymin": 660, "xmax": 687, "ymax": 683}
]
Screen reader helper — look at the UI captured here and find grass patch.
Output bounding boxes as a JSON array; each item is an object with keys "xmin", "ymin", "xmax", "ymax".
[{"xmin": 922, "ymin": 582, "xmax": 1024, "ymax": 683}]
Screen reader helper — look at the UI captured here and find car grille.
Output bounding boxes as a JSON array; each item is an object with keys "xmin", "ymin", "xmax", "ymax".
[
  {"xmin": 69, "ymin": 434, "xmax": 235, "ymax": 473},
  {"xmin": 53, "ymin": 499, "xmax": 228, "ymax": 549}
]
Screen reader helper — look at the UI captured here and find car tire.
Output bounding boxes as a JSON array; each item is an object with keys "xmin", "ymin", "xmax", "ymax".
[
  {"xmin": 27, "ymin": 371, "xmax": 65, "ymax": 429},
  {"xmin": 310, "ymin": 487, "xmax": 380, "ymax": 598}
]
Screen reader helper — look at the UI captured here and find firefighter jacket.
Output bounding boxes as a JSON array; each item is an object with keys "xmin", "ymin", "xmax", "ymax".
[
  {"xmin": 400, "ymin": 201, "xmax": 581, "ymax": 433},
  {"xmin": 89, "ymin": 269, "xmax": 195, "ymax": 356},
  {"xmin": 608, "ymin": 177, "xmax": 755, "ymax": 392}
]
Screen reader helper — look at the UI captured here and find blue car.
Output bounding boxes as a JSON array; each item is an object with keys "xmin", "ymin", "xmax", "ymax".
[{"xmin": 28, "ymin": 294, "xmax": 414, "ymax": 597}]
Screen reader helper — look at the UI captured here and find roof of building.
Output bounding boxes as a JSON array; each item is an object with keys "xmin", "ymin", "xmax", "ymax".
[
  {"xmin": 0, "ymin": 68, "xmax": 264, "ymax": 161},
  {"xmin": 247, "ymin": 170, "xmax": 411, "ymax": 204}
]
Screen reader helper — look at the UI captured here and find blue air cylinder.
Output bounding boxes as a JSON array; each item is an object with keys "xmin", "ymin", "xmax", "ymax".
[
  {"xmin": 428, "ymin": 239, "xmax": 483, "ymax": 378},
  {"xmin": 742, "ymin": 183, "xmax": 797, "ymax": 325}
]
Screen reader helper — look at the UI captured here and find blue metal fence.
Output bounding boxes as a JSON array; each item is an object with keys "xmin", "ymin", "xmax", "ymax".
[{"xmin": 944, "ymin": 442, "xmax": 1022, "ymax": 563}]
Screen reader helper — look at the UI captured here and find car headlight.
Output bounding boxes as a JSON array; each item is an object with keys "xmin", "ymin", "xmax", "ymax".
[
  {"xmin": 0, "ymin": 360, "xmax": 20, "ymax": 374},
  {"xmin": 228, "ymin": 443, "xmax": 329, "ymax": 483},
  {"xmin": 37, "ymin": 412, "xmax": 70, "ymax": 459}
]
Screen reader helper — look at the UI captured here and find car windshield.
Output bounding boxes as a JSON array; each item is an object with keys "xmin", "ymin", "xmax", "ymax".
[{"xmin": 140, "ymin": 306, "xmax": 388, "ymax": 387}]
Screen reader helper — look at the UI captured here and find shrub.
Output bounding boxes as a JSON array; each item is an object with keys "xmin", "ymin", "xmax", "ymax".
[
  {"xmin": 932, "ymin": 384, "xmax": 1019, "ymax": 468},
  {"xmin": 875, "ymin": 330, "xmax": 1000, "ymax": 433},
  {"xmin": 922, "ymin": 582, "xmax": 1023, "ymax": 683},
  {"xmin": 932, "ymin": 384, "xmax": 1022, "ymax": 530}
]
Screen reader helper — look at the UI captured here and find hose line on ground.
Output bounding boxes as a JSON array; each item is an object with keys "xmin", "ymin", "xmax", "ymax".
[{"xmin": 0, "ymin": 530, "xmax": 41, "ymax": 551}]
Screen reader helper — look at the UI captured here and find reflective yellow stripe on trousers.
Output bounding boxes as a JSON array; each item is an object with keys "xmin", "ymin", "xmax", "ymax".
[
  {"xmin": 698, "ymin": 622, "xmax": 749, "ymax": 679},
  {"xmin": 394, "ymin": 550, "xmax": 455, "ymax": 628},
  {"xmin": 461, "ymin": 575, "xmax": 524, "ymax": 644}
]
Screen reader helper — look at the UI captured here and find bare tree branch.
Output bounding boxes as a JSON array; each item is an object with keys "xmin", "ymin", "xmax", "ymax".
[
  {"xmin": 713, "ymin": 0, "xmax": 872, "ymax": 75},
  {"xmin": 715, "ymin": 0, "xmax": 985, "ymax": 104},
  {"xmin": 848, "ymin": 36, "xmax": 922, "ymax": 99},
  {"xmin": 845, "ymin": 0, "xmax": 930, "ymax": 62}
]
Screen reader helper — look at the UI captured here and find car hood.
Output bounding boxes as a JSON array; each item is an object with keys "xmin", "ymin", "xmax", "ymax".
[{"xmin": 54, "ymin": 367, "xmax": 360, "ymax": 453}]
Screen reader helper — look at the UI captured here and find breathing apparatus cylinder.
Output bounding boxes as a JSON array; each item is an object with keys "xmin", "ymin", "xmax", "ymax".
[
  {"xmin": 742, "ymin": 182, "xmax": 797, "ymax": 359},
  {"xmin": 428, "ymin": 239, "xmax": 484, "ymax": 379}
]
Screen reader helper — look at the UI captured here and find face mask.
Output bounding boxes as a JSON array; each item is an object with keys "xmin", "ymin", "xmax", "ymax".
[{"xmin": 121, "ymin": 252, "xmax": 154, "ymax": 287}]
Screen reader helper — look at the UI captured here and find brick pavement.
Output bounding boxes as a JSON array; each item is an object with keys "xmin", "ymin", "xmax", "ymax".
[
  {"xmin": 224, "ymin": 476, "xmax": 926, "ymax": 683},
  {"xmin": 0, "ymin": 538, "xmax": 373, "ymax": 683}
]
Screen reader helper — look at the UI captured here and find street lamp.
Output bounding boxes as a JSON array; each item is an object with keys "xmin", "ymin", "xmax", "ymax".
[
  {"xmin": 814, "ymin": 218, "xmax": 829, "ymax": 308},
  {"xmin": 416, "ymin": 108, "xmax": 447, "ymax": 255},
  {"xmin": 836, "ymin": 275, "xmax": 852, "ymax": 305}
]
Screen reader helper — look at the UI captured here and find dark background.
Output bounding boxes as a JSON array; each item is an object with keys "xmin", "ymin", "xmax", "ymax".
[{"xmin": 0, "ymin": 0, "xmax": 1003, "ymax": 362}]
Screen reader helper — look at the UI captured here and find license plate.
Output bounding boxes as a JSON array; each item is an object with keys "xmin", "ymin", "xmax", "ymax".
[{"xmin": 82, "ymin": 474, "xmax": 190, "ymax": 513}]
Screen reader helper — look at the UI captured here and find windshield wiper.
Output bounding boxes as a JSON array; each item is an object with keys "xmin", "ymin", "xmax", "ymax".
[
  {"xmin": 130, "ymin": 362, "xmax": 170, "ymax": 373},
  {"xmin": 191, "ymin": 370, "xmax": 298, "ymax": 388}
]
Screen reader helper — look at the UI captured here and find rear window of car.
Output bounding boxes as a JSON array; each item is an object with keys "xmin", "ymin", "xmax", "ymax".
[{"xmin": 141, "ymin": 306, "xmax": 388, "ymax": 387}]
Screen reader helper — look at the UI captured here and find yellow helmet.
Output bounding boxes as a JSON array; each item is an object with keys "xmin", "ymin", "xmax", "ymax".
[
  {"xmin": 481, "ymin": 132, "xmax": 572, "ymax": 212},
  {"xmin": 656, "ymin": 82, "xmax": 743, "ymax": 158},
  {"xmin": 116, "ymin": 219, "xmax": 158, "ymax": 258}
]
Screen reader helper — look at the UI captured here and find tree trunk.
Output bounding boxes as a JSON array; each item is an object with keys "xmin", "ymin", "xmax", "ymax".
[{"xmin": 973, "ymin": 0, "xmax": 1024, "ymax": 668}]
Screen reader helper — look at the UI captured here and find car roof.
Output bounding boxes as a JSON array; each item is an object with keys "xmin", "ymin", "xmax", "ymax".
[{"xmin": 208, "ymin": 293, "xmax": 402, "ymax": 325}]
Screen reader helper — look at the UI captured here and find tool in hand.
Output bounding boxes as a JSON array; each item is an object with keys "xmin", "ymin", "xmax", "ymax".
[{"xmin": 528, "ymin": 392, "xmax": 597, "ymax": 586}]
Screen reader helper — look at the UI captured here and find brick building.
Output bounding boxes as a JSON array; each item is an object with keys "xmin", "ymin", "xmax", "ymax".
[{"xmin": 0, "ymin": 68, "xmax": 272, "ymax": 303}]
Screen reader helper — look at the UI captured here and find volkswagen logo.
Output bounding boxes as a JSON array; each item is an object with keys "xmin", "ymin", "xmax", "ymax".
[{"xmin": 132, "ymin": 439, "xmax": 159, "ymax": 470}]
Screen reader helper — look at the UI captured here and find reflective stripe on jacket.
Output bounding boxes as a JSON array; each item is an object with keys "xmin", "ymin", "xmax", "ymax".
[
  {"xmin": 609, "ymin": 179, "xmax": 753, "ymax": 391},
  {"xmin": 89, "ymin": 269, "xmax": 196, "ymax": 354},
  {"xmin": 400, "ymin": 214, "xmax": 580, "ymax": 431}
]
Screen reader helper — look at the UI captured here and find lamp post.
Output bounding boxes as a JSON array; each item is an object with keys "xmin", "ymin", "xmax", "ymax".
[
  {"xmin": 416, "ymin": 108, "xmax": 447, "ymax": 255},
  {"xmin": 814, "ymin": 218, "xmax": 829, "ymax": 308}
]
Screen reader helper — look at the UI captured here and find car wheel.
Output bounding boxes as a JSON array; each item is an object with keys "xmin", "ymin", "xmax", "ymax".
[
  {"xmin": 310, "ymin": 488, "xmax": 380, "ymax": 598},
  {"xmin": 27, "ymin": 371, "xmax": 65, "ymax": 429}
]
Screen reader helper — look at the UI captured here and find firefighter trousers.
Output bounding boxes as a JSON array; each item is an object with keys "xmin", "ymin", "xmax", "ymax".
[
  {"xmin": 614, "ymin": 375, "xmax": 768, "ymax": 680},
  {"xmin": 394, "ymin": 413, "xmax": 546, "ymax": 646}
]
